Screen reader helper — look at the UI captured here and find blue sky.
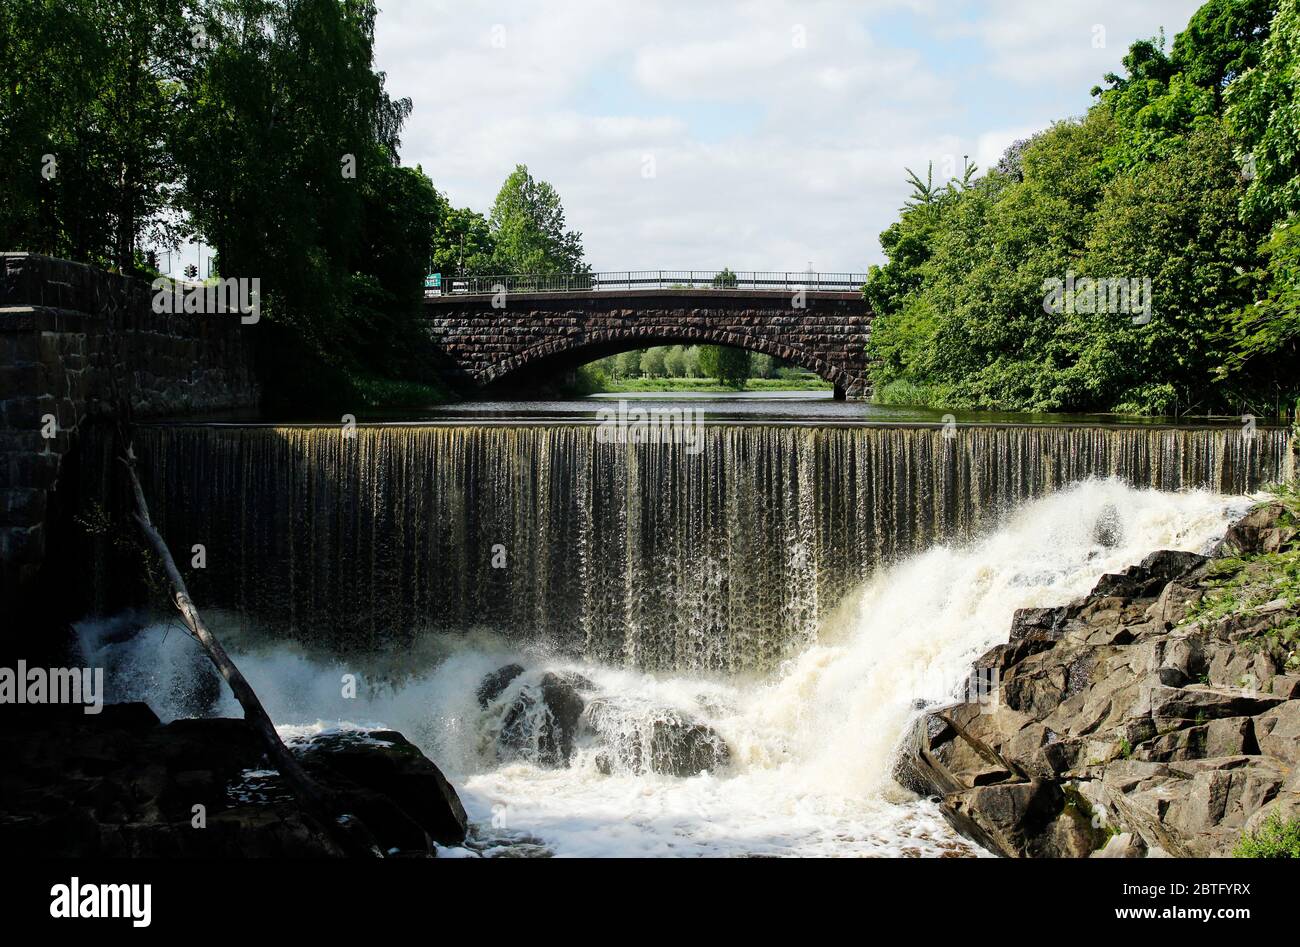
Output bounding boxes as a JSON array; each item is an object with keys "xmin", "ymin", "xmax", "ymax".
[{"xmin": 362, "ymin": 0, "xmax": 1206, "ymax": 274}]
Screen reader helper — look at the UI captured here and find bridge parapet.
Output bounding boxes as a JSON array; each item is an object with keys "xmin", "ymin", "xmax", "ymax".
[{"xmin": 425, "ymin": 270, "xmax": 868, "ymax": 297}]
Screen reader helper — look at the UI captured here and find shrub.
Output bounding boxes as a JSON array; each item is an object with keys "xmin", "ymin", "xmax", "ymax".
[{"xmin": 1234, "ymin": 812, "xmax": 1300, "ymax": 857}]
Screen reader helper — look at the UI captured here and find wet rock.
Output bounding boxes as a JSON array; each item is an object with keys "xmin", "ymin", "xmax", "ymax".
[
  {"xmin": 497, "ymin": 671, "xmax": 591, "ymax": 767},
  {"xmin": 944, "ymin": 780, "xmax": 1098, "ymax": 858},
  {"xmin": 583, "ymin": 699, "xmax": 730, "ymax": 777},
  {"xmin": 296, "ymin": 730, "xmax": 468, "ymax": 848},
  {"xmin": 1218, "ymin": 502, "xmax": 1299, "ymax": 556},
  {"xmin": 1138, "ymin": 550, "xmax": 1209, "ymax": 584},
  {"xmin": 1090, "ymin": 550, "xmax": 1206, "ymax": 602},
  {"xmin": 1093, "ymin": 503, "xmax": 1123, "ymax": 548},
  {"xmin": 476, "ymin": 664, "xmax": 525, "ymax": 707},
  {"xmin": 646, "ymin": 717, "xmax": 731, "ymax": 776},
  {"xmin": 1008, "ymin": 607, "xmax": 1069, "ymax": 642}
]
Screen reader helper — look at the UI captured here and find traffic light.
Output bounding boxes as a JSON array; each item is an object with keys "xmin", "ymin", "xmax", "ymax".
[{"xmin": 184, "ymin": 264, "xmax": 198, "ymax": 279}]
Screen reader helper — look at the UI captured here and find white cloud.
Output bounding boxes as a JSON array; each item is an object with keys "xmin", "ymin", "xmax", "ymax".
[
  {"xmin": 945, "ymin": 0, "xmax": 1205, "ymax": 87},
  {"xmin": 374, "ymin": 0, "xmax": 1207, "ymax": 271}
]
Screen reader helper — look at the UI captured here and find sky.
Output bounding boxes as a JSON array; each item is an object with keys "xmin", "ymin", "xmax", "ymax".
[{"xmin": 368, "ymin": 0, "xmax": 1206, "ymax": 275}]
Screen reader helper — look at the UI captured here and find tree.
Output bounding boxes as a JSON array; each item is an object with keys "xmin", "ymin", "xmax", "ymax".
[
  {"xmin": 641, "ymin": 346, "xmax": 668, "ymax": 376},
  {"xmin": 616, "ymin": 349, "xmax": 641, "ymax": 378},
  {"xmin": 488, "ymin": 164, "xmax": 587, "ymax": 273},
  {"xmin": 172, "ymin": 0, "xmax": 418, "ymax": 407},
  {"xmin": 711, "ymin": 267, "xmax": 738, "ymax": 288},
  {"xmin": 1227, "ymin": 0, "xmax": 1300, "ymax": 224},
  {"xmin": 698, "ymin": 345, "xmax": 751, "ymax": 388},
  {"xmin": 0, "ymin": 0, "xmax": 187, "ymax": 269},
  {"xmin": 1218, "ymin": 218, "xmax": 1300, "ymax": 398},
  {"xmin": 430, "ymin": 204, "xmax": 495, "ymax": 276},
  {"xmin": 1172, "ymin": 0, "xmax": 1278, "ymax": 111},
  {"xmin": 864, "ymin": 1, "xmax": 1290, "ymax": 415},
  {"xmin": 664, "ymin": 345, "xmax": 687, "ymax": 377}
]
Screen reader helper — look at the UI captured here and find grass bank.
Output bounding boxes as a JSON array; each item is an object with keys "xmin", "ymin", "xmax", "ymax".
[{"xmin": 597, "ymin": 376, "xmax": 832, "ymax": 394}]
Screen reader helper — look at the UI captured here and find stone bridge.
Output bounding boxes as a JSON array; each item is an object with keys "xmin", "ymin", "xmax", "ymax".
[{"xmin": 422, "ymin": 287, "xmax": 874, "ymax": 399}]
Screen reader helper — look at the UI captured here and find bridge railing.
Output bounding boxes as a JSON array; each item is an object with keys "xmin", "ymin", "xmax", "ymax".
[{"xmin": 425, "ymin": 270, "xmax": 869, "ymax": 297}]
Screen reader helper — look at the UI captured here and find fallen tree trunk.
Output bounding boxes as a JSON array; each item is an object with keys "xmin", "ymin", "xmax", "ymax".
[{"xmin": 118, "ymin": 445, "xmax": 376, "ymax": 858}]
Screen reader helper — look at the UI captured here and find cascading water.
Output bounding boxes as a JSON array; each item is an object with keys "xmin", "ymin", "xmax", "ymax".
[
  {"xmin": 116, "ymin": 423, "xmax": 1290, "ymax": 673},
  {"xmin": 79, "ymin": 478, "xmax": 1253, "ymax": 857}
]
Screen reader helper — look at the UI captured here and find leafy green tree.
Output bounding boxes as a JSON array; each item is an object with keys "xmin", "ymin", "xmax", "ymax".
[
  {"xmin": 864, "ymin": 160, "xmax": 980, "ymax": 322},
  {"xmin": 683, "ymin": 346, "xmax": 703, "ymax": 377},
  {"xmin": 711, "ymin": 267, "xmax": 738, "ymax": 287},
  {"xmin": 430, "ymin": 203, "xmax": 495, "ymax": 276},
  {"xmin": 1227, "ymin": 0, "xmax": 1300, "ymax": 223},
  {"xmin": 1172, "ymin": 0, "xmax": 1278, "ymax": 111},
  {"xmin": 347, "ymin": 162, "xmax": 443, "ymax": 370},
  {"xmin": 488, "ymin": 164, "xmax": 587, "ymax": 273},
  {"xmin": 698, "ymin": 345, "xmax": 751, "ymax": 388},
  {"xmin": 0, "ymin": 0, "xmax": 187, "ymax": 268},
  {"xmin": 664, "ymin": 345, "xmax": 687, "ymax": 377},
  {"xmin": 865, "ymin": 1, "xmax": 1291, "ymax": 416},
  {"xmin": 616, "ymin": 349, "xmax": 641, "ymax": 378},
  {"xmin": 1218, "ymin": 218, "xmax": 1300, "ymax": 398},
  {"xmin": 1072, "ymin": 122, "xmax": 1255, "ymax": 413},
  {"xmin": 173, "ymin": 0, "xmax": 424, "ymax": 409},
  {"xmin": 641, "ymin": 346, "xmax": 668, "ymax": 376}
]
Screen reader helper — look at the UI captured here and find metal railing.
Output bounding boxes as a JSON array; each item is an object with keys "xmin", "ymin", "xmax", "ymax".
[{"xmin": 424, "ymin": 270, "xmax": 868, "ymax": 297}]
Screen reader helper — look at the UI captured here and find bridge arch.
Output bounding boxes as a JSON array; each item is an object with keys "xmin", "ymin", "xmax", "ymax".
[
  {"xmin": 423, "ymin": 288, "xmax": 873, "ymax": 400},
  {"xmin": 481, "ymin": 326, "xmax": 853, "ymax": 392}
]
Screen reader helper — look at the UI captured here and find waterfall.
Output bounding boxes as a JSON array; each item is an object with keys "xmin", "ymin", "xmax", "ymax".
[
  {"xmin": 78, "ymin": 479, "xmax": 1251, "ymax": 857},
  {"xmin": 126, "ymin": 423, "xmax": 1292, "ymax": 672}
]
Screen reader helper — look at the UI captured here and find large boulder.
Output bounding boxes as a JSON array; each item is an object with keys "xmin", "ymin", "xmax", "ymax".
[
  {"xmin": 1217, "ymin": 502, "xmax": 1299, "ymax": 556},
  {"xmin": 476, "ymin": 663, "xmax": 524, "ymax": 707},
  {"xmin": 295, "ymin": 729, "xmax": 468, "ymax": 849},
  {"xmin": 0, "ymin": 702, "xmax": 466, "ymax": 857},
  {"xmin": 481, "ymin": 668, "xmax": 592, "ymax": 767}
]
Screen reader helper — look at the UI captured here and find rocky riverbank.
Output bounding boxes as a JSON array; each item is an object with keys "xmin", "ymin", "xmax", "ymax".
[
  {"xmin": 0, "ymin": 703, "xmax": 467, "ymax": 857},
  {"xmin": 896, "ymin": 497, "xmax": 1300, "ymax": 858}
]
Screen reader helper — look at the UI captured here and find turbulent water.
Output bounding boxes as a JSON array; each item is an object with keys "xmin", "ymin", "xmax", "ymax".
[
  {"xmin": 120, "ymin": 423, "xmax": 1290, "ymax": 673},
  {"xmin": 80, "ymin": 479, "xmax": 1252, "ymax": 857}
]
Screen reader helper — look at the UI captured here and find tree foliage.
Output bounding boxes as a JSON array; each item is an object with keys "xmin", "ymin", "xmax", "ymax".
[
  {"xmin": 866, "ymin": 0, "xmax": 1296, "ymax": 416},
  {"xmin": 487, "ymin": 164, "xmax": 587, "ymax": 274},
  {"xmin": 698, "ymin": 345, "xmax": 751, "ymax": 388}
]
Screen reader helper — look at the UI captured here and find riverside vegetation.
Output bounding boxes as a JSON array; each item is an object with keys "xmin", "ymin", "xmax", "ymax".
[{"xmin": 865, "ymin": 0, "xmax": 1300, "ymax": 419}]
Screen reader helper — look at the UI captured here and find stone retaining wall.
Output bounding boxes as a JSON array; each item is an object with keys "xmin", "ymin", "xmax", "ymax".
[{"xmin": 0, "ymin": 253, "xmax": 259, "ymax": 606}]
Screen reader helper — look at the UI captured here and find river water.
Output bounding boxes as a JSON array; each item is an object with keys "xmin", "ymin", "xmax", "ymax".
[{"xmin": 75, "ymin": 394, "xmax": 1293, "ymax": 856}]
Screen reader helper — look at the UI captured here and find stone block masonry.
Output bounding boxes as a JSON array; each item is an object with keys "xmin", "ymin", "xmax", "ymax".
[
  {"xmin": 423, "ymin": 288, "xmax": 874, "ymax": 400},
  {"xmin": 0, "ymin": 253, "xmax": 260, "ymax": 606}
]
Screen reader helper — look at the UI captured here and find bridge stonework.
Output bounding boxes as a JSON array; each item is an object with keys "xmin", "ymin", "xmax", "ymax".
[{"xmin": 423, "ymin": 289, "xmax": 873, "ymax": 399}]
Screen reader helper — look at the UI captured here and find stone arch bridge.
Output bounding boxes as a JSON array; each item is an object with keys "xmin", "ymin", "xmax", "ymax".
[{"xmin": 423, "ymin": 274, "xmax": 873, "ymax": 400}]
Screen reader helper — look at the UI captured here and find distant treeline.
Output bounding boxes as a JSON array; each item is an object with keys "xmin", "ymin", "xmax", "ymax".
[{"xmin": 865, "ymin": 0, "xmax": 1300, "ymax": 417}]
